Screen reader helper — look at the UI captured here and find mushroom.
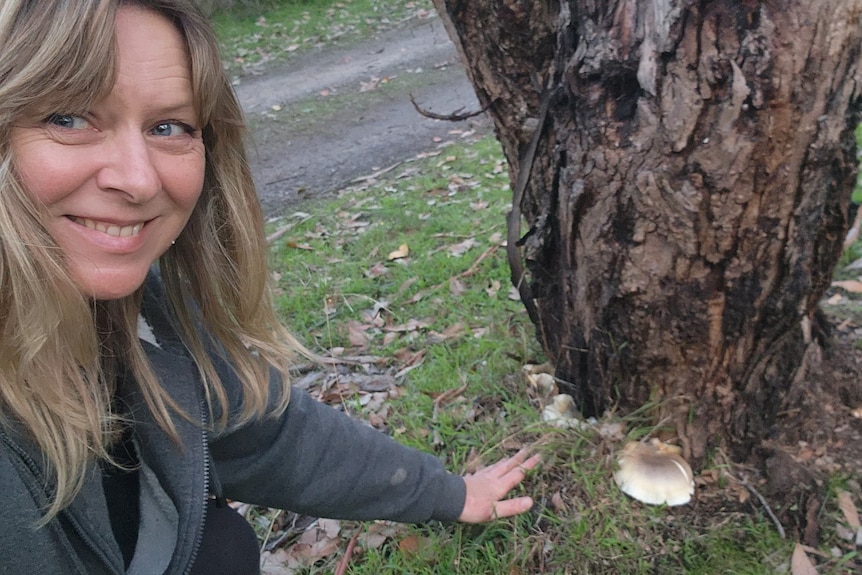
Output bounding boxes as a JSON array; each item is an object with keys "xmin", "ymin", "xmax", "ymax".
[
  {"xmin": 613, "ymin": 438, "xmax": 694, "ymax": 506},
  {"xmin": 542, "ymin": 394, "xmax": 582, "ymax": 429}
]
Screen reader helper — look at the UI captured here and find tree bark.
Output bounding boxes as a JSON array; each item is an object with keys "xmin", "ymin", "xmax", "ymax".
[{"xmin": 433, "ymin": 0, "xmax": 862, "ymax": 463}]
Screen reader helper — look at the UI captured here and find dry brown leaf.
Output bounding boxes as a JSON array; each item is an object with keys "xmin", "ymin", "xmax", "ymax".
[
  {"xmin": 837, "ymin": 490, "xmax": 861, "ymax": 528},
  {"xmin": 831, "ymin": 279, "xmax": 862, "ymax": 293},
  {"xmin": 365, "ymin": 262, "xmax": 388, "ymax": 278},
  {"xmin": 826, "ymin": 293, "xmax": 844, "ymax": 305},
  {"xmin": 449, "ymin": 277, "xmax": 467, "ymax": 296},
  {"xmin": 286, "ymin": 241, "xmax": 314, "ymax": 251},
  {"xmin": 387, "ymin": 243, "xmax": 409, "ymax": 260},
  {"xmin": 398, "ymin": 534, "xmax": 422, "ymax": 554},
  {"xmin": 447, "ymin": 237, "xmax": 478, "ymax": 257},
  {"xmin": 357, "ymin": 522, "xmax": 404, "ymax": 550},
  {"xmin": 790, "ymin": 542, "xmax": 818, "ymax": 575},
  {"xmin": 434, "ymin": 322, "xmax": 465, "ymax": 342},
  {"xmin": 346, "ymin": 321, "xmax": 370, "ymax": 348}
]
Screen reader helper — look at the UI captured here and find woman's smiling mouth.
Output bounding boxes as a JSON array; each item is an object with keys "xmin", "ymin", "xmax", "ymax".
[{"xmin": 70, "ymin": 216, "xmax": 145, "ymax": 237}]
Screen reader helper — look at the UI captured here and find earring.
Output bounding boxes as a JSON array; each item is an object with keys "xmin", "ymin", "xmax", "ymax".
[{"xmin": 171, "ymin": 240, "xmax": 176, "ymax": 246}]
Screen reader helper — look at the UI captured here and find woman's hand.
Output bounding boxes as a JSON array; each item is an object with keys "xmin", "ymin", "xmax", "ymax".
[{"xmin": 458, "ymin": 449, "xmax": 541, "ymax": 523}]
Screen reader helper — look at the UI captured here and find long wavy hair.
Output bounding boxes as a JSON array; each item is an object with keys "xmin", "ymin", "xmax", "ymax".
[{"xmin": 0, "ymin": 0, "xmax": 299, "ymax": 521}]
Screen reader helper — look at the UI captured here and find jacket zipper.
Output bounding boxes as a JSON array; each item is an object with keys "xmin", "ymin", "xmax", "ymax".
[
  {"xmin": 0, "ymin": 428, "xmax": 120, "ymax": 575},
  {"xmin": 183, "ymin": 401, "xmax": 211, "ymax": 574}
]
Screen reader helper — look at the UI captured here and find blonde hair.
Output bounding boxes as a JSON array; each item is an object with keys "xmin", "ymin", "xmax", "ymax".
[{"xmin": 0, "ymin": 0, "xmax": 299, "ymax": 521}]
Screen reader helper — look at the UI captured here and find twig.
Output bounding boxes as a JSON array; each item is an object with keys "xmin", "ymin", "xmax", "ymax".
[
  {"xmin": 259, "ymin": 509, "xmax": 283, "ymax": 553},
  {"xmin": 266, "ymin": 224, "xmax": 293, "ymax": 245},
  {"xmin": 738, "ymin": 473, "xmax": 786, "ymax": 539},
  {"xmin": 409, "ymin": 92, "xmax": 494, "ymax": 121},
  {"xmin": 350, "ymin": 161, "xmax": 403, "ymax": 184},
  {"xmin": 432, "ymin": 382, "xmax": 469, "ymax": 417},
  {"xmin": 334, "ymin": 531, "xmax": 360, "ymax": 575},
  {"xmin": 506, "ymin": 85, "xmax": 554, "ymax": 327},
  {"xmin": 460, "ymin": 245, "xmax": 499, "ymax": 278}
]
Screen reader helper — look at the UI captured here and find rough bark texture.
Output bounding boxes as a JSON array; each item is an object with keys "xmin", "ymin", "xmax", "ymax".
[{"xmin": 433, "ymin": 0, "xmax": 862, "ymax": 463}]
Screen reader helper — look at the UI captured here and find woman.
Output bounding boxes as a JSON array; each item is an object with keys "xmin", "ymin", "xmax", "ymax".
[{"xmin": 0, "ymin": 1, "xmax": 539, "ymax": 573}]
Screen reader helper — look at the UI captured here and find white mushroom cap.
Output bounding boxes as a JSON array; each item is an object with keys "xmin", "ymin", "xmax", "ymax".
[
  {"xmin": 613, "ymin": 439, "xmax": 694, "ymax": 506},
  {"xmin": 542, "ymin": 394, "xmax": 581, "ymax": 428}
]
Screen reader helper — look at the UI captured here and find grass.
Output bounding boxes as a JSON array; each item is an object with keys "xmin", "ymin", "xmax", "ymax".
[
  {"xmin": 258, "ymin": 134, "xmax": 862, "ymax": 574},
  {"xmin": 211, "ymin": 0, "xmax": 434, "ymax": 76}
]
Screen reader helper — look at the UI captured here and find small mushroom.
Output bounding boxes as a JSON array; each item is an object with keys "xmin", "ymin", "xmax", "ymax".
[
  {"xmin": 528, "ymin": 372, "xmax": 557, "ymax": 395},
  {"xmin": 613, "ymin": 438, "xmax": 694, "ymax": 506},
  {"xmin": 541, "ymin": 394, "xmax": 582, "ymax": 428}
]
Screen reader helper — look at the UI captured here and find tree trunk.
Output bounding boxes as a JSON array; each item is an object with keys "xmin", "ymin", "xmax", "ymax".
[{"xmin": 433, "ymin": 0, "xmax": 862, "ymax": 463}]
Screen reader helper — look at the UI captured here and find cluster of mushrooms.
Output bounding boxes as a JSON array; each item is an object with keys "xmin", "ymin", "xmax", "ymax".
[{"xmin": 527, "ymin": 365, "xmax": 695, "ymax": 507}]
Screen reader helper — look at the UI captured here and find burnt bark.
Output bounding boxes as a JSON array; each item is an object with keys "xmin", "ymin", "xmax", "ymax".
[{"xmin": 433, "ymin": 0, "xmax": 862, "ymax": 463}]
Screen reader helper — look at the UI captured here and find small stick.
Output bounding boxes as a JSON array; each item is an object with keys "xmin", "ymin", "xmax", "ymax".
[
  {"xmin": 259, "ymin": 509, "xmax": 283, "ymax": 553},
  {"xmin": 334, "ymin": 531, "xmax": 360, "ymax": 575},
  {"xmin": 409, "ymin": 93, "xmax": 495, "ymax": 121},
  {"xmin": 460, "ymin": 245, "xmax": 499, "ymax": 278},
  {"xmin": 739, "ymin": 474, "xmax": 786, "ymax": 539}
]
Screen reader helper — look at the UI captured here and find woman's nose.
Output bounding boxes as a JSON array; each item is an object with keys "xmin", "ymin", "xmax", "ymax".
[{"xmin": 95, "ymin": 129, "xmax": 161, "ymax": 203}]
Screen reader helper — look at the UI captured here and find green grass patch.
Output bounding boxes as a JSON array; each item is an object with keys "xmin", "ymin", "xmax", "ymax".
[
  {"xmin": 212, "ymin": 0, "xmax": 434, "ymax": 75},
  {"xmin": 261, "ymin": 134, "xmax": 846, "ymax": 574}
]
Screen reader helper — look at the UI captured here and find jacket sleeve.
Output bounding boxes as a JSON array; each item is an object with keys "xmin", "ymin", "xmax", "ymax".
[{"xmin": 207, "ymin": 376, "xmax": 467, "ymax": 524}]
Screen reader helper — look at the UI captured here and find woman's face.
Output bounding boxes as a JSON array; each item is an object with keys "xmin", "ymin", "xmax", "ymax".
[{"xmin": 10, "ymin": 6, "xmax": 205, "ymax": 300}]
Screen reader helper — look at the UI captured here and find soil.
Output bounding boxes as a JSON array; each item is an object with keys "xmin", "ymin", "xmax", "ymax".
[{"xmin": 232, "ymin": 13, "xmax": 491, "ymax": 217}]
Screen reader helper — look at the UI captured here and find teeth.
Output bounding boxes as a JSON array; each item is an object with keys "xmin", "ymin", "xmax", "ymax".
[{"xmin": 74, "ymin": 217, "xmax": 144, "ymax": 237}]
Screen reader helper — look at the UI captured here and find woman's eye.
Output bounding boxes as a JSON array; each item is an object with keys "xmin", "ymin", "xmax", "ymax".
[
  {"xmin": 47, "ymin": 114, "xmax": 90, "ymax": 130},
  {"xmin": 151, "ymin": 122, "xmax": 193, "ymax": 137}
]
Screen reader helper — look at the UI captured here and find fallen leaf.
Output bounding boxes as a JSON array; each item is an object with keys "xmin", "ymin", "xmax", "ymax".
[
  {"xmin": 397, "ymin": 534, "xmax": 420, "ymax": 554},
  {"xmin": 359, "ymin": 76, "xmax": 380, "ymax": 92},
  {"xmin": 357, "ymin": 522, "xmax": 403, "ymax": 550},
  {"xmin": 831, "ymin": 279, "xmax": 862, "ymax": 293},
  {"xmin": 286, "ymin": 240, "xmax": 314, "ymax": 251},
  {"xmin": 837, "ymin": 490, "xmax": 861, "ymax": 528},
  {"xmin": 427, "ymin": 322, "xmax": 465, "ymax": 343},
  {"xmin": 387, "ymin": 243, "xmax": 409, "ymax": 260},
  {"xmin": 471, "ymin": 326, "xmax": 488, "ymax": 338},
  {"xmin": 790, "ymin": 542, "xmax": 818, "ymax": 575},
  {"xmin": 346, "ymin": 321, "xmax": 370, "ymax": 348},
  {"xmin": 447, "ymin": 237, "xmax": 478, "ymax": 257},
  {"xmin": 365, "ymin": 262, "xmax": 388, "ymax": 278},
  {"xmin": 449, "ymin": 277, "xmax": 466, "ymax": 296}
]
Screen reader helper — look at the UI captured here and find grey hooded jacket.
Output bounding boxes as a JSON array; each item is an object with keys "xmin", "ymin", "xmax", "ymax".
[{"xmin": 0, "ymin": 274, "xmax": 466, "ymax": 574}]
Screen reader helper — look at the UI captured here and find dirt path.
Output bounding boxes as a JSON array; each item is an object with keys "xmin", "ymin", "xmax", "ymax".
[{"xmin": 233, "ymin": 13, "xmax": 490, "ymax": 217}]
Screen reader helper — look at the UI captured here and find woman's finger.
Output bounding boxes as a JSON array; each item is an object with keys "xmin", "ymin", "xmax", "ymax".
[{"xmin": 490, "ymin": 496, "xmax": 534, "ymax": 519}]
